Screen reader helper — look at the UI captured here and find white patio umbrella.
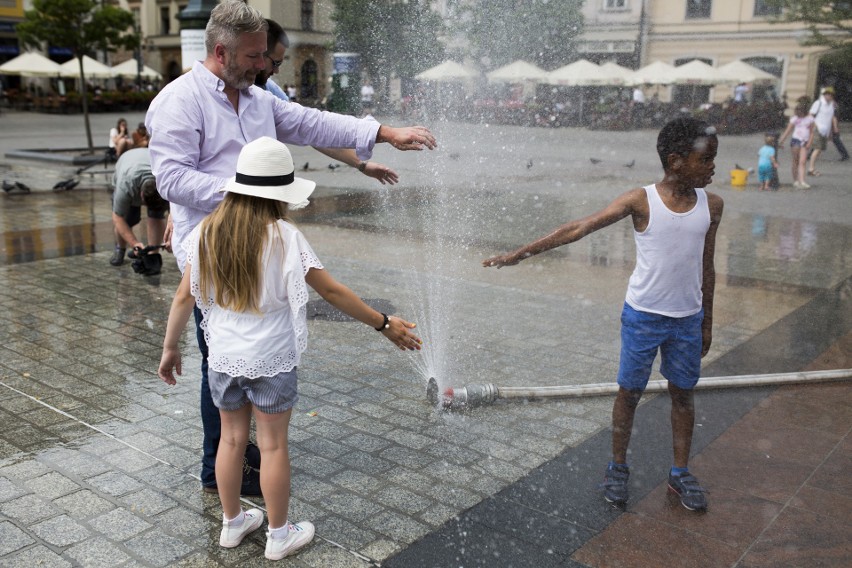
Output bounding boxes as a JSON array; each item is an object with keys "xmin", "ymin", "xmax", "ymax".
[
  {"xmin": 598, "ymin": 62, "xmax": 634, "ymax": 86},
  {"xmin": 671, "ymin": 59, "xmax": 725, "ymax": 86},
  {"xmin": 0, "ymin": 52, "xmax": 62, "ymax": 77},
  {"xmin": 626, "ymin": 60, "xmax": 678, "ymax": 86},
  {"xmin": 486, "ymin": 60, "xmax": 549, "ymax": 83},
  {"xmin": 110, "ymin": 59, "xmax": 162, "ymax": 80},
  {"xmin": 415, "ymin": 60, "xmax": 477, "ymax": 82},
  {"xmin": 546, "ymin": 60, "xmax": 621, "ymax": 123},
  {"xmin": 716, "ymin": 60, "xmax": 777, "ymax": 84},
  {"xmin": 59, "ymin": 55, "xmax": 114, "ymax": 78},
  {"xmin": 546, "ymin": 59, "xmax": 606, "ymax": 86}
]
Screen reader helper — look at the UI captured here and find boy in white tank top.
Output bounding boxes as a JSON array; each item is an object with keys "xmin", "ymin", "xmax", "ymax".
[{"xmin": 483, "ymin": 118, "xmax": 724, "ymax": 512}]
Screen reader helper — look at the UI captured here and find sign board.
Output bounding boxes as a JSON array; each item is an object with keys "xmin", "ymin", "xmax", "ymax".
[
  {"xmin": 333, "ymin": 53, "xmax": 359, "ymax": 75},
  {"xmin": 181, "ymin": 29, "xmax": 206, "ymax": 71}
]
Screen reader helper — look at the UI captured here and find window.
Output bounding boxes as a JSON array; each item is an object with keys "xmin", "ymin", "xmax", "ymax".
[
  {"xmin": 301, "ymin": 0, "xmax": 314, "ymax": 31},
  {"xmin": 753, "ymin": 0, "xmax": 781, "ymax": 16},
  {"xmin": 686, "ymin": 0, "xmax": 711, "ymax": 19},
  {"xmin": 604, "ymin": 0, "xmax": 627, "ymax": 8},
  {"xmin": 160, "ymin": 6, "xmax": 170, "ymax": 35}
]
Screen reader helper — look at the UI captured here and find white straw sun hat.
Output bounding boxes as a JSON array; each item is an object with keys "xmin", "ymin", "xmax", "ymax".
[{"xmin": 220, "ymin": 137, "xmax": 315, "ymax": 208}]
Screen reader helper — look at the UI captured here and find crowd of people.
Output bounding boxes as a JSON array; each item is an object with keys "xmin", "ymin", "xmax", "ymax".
[{"xmin": 756, "ymin": 86, "xmax": 847, "ymax": 191}]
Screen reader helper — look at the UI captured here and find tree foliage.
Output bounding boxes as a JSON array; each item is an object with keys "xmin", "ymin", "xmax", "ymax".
[
  {"xmin": 17, "ymin": 0, "xmax": 139, "ymax": 151},
  {"xmin": 453, "ymin": 0, "xmax": 584, "ymax": 70},
  {"xmin": 765, "ymin": 0, "xmax": 852, "ymax": 49},
  {"xmin": 331, "ymin": 0, "xmax": 446, "ymax": 81}
]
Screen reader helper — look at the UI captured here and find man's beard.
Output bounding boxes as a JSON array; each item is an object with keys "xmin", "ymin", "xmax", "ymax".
[{"xmin": 222, "ymin": 57, "xmax": 255, "ymax": 90}]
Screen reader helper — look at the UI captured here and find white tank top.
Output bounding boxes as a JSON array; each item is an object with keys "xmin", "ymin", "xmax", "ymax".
[{"xmin": 625, "ymin": 184, "xmax": 710, "ymax": 317}]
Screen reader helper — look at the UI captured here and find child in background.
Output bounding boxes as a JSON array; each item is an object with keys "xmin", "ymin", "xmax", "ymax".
[
  {"xmin": 778, "ymin": 102, "xmax": 814, "ymax": 189},
  {"xmin": 158, "ymin": 138, "xmax": 422, "ymax": 560},
  {"xmin": 768, "ymin": 131, "xmax": 781, "ymax": 191},
  {"xmin": 757, "ymin": 133, "xmax": 779, "ymax": 192},
  {"xmin": 483, "ymin": 118, "xmax": 724, "ymax": 511}
]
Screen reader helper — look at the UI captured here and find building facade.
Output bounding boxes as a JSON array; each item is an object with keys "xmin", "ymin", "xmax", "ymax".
[
  {"xmin": 126, "ymin": 0, "xmax": 334, "ymax": 102},
  {"xmin": 645, "ymin": 0, "xmax": 831, "ymax": 107}
]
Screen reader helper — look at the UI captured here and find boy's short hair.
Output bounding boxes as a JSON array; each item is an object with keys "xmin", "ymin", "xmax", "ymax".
[{"xmin": 656, "ymin": 117, "xmax": 717, "ymax": 169}]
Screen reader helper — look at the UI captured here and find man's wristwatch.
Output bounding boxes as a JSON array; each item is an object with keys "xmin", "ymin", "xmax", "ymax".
[{"xmin": 357, "ymin": 161, "xmax": 368, "ymax": 173}]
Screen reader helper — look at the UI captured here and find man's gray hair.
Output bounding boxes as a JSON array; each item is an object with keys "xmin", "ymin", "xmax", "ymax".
[{"xmin": 205, "ymin": 0, "xmax": 267, "ymax": 55}]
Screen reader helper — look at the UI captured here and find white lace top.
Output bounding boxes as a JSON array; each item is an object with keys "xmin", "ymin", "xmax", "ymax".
[{"xmin": 184, "ymin": 220, "xmax": 323, "ymax": 379}]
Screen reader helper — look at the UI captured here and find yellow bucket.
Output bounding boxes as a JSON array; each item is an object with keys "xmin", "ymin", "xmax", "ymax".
[{"xmin": 730, "ymin": 169, "xmax": 749, "ymax": 187}]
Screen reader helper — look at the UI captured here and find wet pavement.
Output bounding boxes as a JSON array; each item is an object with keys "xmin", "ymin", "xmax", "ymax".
[{"xmin": 0, "ymin": 110, "xmax": 850, "ymax": 567}]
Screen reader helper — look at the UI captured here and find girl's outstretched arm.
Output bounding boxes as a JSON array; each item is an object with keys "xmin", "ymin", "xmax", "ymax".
[
  {"xmin": 158, "ymin": 267, "xmax": 196, "ymax": 384},
  {"xmin": 305, "ymin": 267, "xmax": 422, "ymax": 351}
]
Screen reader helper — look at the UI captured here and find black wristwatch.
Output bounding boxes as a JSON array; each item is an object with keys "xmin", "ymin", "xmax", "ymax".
[
  {"xmin": 375, "ymin": 312, "xmax": 389, "ymax": 331},
  {"xmin": 357, "ymin": 161, "xmax": 368, "ymax": 173}
]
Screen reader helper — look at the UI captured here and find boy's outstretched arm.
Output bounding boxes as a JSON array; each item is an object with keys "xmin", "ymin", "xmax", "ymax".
[
  {"xmin": 700, "ymin": 192, "xmax": 724, "ymax": 357},
  {"xmin": 482, "ymin": 188, "xmax": 644, "ymax": 268},
  {"xmin": 305, "ymin": 267, "xmax": 423, "ymax": 351}
]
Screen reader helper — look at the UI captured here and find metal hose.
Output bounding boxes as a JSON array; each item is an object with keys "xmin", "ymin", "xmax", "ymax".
[{"xmin": 429, "ymin": 369, "xmax": 852, "ymax": 411}]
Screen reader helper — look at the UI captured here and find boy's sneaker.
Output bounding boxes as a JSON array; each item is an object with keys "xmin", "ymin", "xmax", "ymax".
[
  {"xmin": 668, "ymin": 471, "xmax": 708, "ymax": 511},
  {"xmin": 265, "ymin": 521, "xmax": 315, "ymax": 560},
  {"xmin": 219, "ymin": 508, "xmax": 264, "ymax": 548},
  {"xmin": 601, "ymin": 463, "xmax": 630, "ymax": 505}
]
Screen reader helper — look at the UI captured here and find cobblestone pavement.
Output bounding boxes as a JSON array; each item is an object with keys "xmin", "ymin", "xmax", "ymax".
[{"xmin": 0, "ymin": 110, "xmax": 850, "ymax": 566}]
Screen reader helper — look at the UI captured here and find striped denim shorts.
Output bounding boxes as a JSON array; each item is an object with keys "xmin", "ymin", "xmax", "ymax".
[{"xmin": 208, "ymin": 368, "xmax": 299, "ymax": 414}]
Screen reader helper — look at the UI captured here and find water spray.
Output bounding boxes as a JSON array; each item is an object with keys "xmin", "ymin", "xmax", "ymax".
[{"xmin": 428, "ymin": 369, "xmax": 852, "ymax": 411}]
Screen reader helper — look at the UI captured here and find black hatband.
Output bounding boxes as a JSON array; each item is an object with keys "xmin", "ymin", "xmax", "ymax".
[{"xmin": 235, "ymin": 172, "xmax": 294, "ymax": 186}]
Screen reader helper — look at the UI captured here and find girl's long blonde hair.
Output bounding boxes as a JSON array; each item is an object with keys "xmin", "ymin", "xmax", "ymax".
[{"xmin": 197, "ymin": 192, "xmax": 289, "ymax": 313}]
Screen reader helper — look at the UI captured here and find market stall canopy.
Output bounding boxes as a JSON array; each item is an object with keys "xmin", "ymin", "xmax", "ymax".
[
  {"xmin": 0, "ymin": 52, "xmax": 62, "ymax": 77},
  {"xmin": 59, "ymin": 55, "xmax": 114, "ymax": 78},
  {"xmin": 415, "ymin": 60, "xmax": 478, "ymax": 82},
  {"xmin": 626, "ymin": 60, "xmax": 678, "ymax": 86},
  {"xmin": 546, "ymin": 59, "xmax": 607, "ymax": 86},
  {"xmin": 670, "ymin": 59, "xmax": 726, "ymax": 86},
  {"xmin": 110, "ymin": 59, "xmax": 162, "ymax": 80},
  {"xmin": 716, "ymin": 60, "xmax": 777, "ymax": 84},
  {"xmin": 486, "ymin": 60, "xmax": 549, "ymax": 83}
]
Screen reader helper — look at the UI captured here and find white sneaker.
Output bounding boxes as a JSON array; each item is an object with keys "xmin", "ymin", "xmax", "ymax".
[
  {"xmin": 800, "ymin": 181, "xmax": 811, "ymax": 189},
  {"xmin": 265, "ymin": 521, "xmax": 315, "ymax": 560},
  {"xmin": 792, "ymin": 181, "xmax": 802, "ymax": 189},
  {"xmin": 219, "ymin": 508, "xmax": 264, "ymax": 548}
]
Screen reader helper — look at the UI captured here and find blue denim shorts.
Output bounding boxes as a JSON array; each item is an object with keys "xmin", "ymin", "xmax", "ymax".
[
  {"xmin": 617, "ymin": 303, "xmax": 703, "ymax": 391},
  {"xmin": 209, "ymin": 368, "xmax": 298, "ymax": 414},
  {"xmin": 758, "ymin": 164, "xmax": 774, "ymax": 182}
]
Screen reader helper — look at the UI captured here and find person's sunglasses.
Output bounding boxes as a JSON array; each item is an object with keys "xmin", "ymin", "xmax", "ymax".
[{"xmin": 265, "ymin": 54, "xmax": 283, "ymax": 69}]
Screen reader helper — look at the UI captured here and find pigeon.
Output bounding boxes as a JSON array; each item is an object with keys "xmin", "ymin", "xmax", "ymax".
[
  {"xmin": 2, "ymin": 180, "xmax": 15, "ymax": 192},
  {"xmin": 302, "ymin": 162, "xmax": 310, "ymax": 171},
  {"xmin": 63, "ymin": 179, "xmax": 80, "ymax": 191},
  {"xmin": 624, "ymin": 160, "xmax": 635, "ymax": 168},
  {"xmin": 526, "ymin": 159, "xmax": 534, "ymax": 169},
  {"xmin": 53, "ymin": 179, "xmax": 69, "ymax": 190},
  {"xmin": 328, "ymin": 163, "xmax": 340, "ymax": 171},
  {"xmin": 735, "ymin": 163, "xmax": 743, "ymax": 170},
  {"xmin": 14, "ymin": 181, "xmax": 30, "ymax": 192},
  {"xmin": 590, "ymin": 158, "xmax": 602, "ymax": 165},
  {"xmin": 448, "ymin": 153, "xmax": 460, "ymax": 160}
]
